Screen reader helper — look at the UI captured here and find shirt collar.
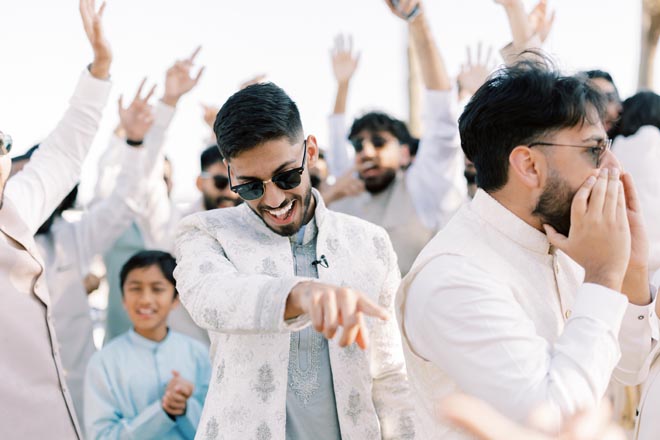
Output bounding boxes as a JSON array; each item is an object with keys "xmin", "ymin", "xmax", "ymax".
[
  {"xmin": 470, "ymin": 189, "xmax": 551, "ymax": 255},
  {"xmin": 127, "ymin": 327, "xmax": 171, "ymax": 350}
]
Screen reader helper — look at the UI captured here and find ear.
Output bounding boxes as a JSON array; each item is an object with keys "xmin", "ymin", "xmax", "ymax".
[
  {"xmin": 509, "ymin": 145, "xmax": 545, "ymax": 190},
  {"xmin": 172, "ymin": 295, "xmax": 180, "ymax": 308},
  {"xmin": 305, "ymin": 135, "xmax": 320, "ymax": 169},
  {"xmin": 195, "ymin": 175, "xmax": 203, "ymax": 192},
  {"xmin": 399, "ymin": 145, "xmax": 412, "ymax": 168}
]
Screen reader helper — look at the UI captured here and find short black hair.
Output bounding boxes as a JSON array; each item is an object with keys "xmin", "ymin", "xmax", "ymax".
[
  {"xmin": 459, "ymin": 58, "xmax": 606, "ymax": 192},
  {"xmin": 119, "ymin": 250, "xmax": 178, "ymax": 298},
  {"xmin": 200, "ymin": 144, "xmax": 224, "ymax": 171},
  {"xmin": 618, "ymin": 91, "xmax": 660, "ymax": 137},
  {"xmin": 214, "ymin": 82, "xmax": 303, "ymax": 160},
  {"xmin": 348, "ymin": 112, "xmax": 410, "ymax": 145}
]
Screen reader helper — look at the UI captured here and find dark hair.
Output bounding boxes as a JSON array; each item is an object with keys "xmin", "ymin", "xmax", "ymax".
[
  {"xmin": 120, "ymin": 250, "xmax": 178, "ymax": 298},
  {"xmin": 618, "ymin": 91, "xmax": 660, "ymax": 137},
  {"xmin": 214, "ymin": 82, "xmax": 303, "ymax": 159},
  {"xmin": 459, "ymin": 58, "xmax": 606, "ymax": 192},
  {"xmin": 583, "ymin": 69, "xmax": 615, "ymax": 84},
  {"xmin": 11, "ymin": 144, "xmax": 40, "ymax": 163},
  {"xmin": 200, "ymin": 144, "xmax": 224, "ymax": 171},
  {"xmin": 348, "ymin": 112, "xmax": 410, "ymax": 145}
]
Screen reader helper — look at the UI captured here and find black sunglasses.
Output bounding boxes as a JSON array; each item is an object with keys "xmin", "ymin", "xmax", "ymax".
[
  {"xmin": 350, "ymin": 135, "xmax": 388, "ymax": 153},
  {"xmin": 200, "ymin": 172, "xmax": 230, "ymax": 190},
  {"xmin": 228, "ymin": 140, "xmax": 307, "ymax": 201}
]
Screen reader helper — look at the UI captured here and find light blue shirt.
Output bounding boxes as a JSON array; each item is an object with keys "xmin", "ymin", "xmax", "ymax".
[{"xmin": 84, "ymin": 328, "xmax": 211, "ymax": 440}]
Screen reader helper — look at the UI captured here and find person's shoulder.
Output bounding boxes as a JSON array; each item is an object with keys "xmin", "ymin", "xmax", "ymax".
[
  {"xmin": 89, "ymin": 333, "xmax": 130, "ymax": 365},
  {"xmin": 176, "ymin": 204, "xmax": 248, "ymax": 238}
]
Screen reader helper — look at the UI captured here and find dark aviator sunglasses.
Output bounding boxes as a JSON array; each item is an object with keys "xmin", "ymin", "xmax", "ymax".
[{"xmin": 228, "ymin": 140, "xmax": 307, "ymax": 201}]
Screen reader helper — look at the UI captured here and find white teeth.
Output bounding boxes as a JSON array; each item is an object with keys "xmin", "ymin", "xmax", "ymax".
[
  {"xmin": 267, "ymin": 200, "xmax": 294, "ymax": 218},
  {"xmin": 137, "ymin": 308, "xmax": 155, "ymax": 315}
]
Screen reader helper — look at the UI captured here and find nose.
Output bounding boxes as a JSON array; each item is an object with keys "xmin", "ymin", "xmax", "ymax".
[
  {"xmin": 359, "ymin": 141, "xmax": 376, "ymax": 159},
  {"xmin": 261, "ymin": 181, "xmax": 287, "ymax": 208}
]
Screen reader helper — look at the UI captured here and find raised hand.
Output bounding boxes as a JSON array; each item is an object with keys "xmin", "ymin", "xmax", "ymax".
[
  {"xmin": 201, "ymin": 104, "xmax": 220, "ymax": 129},
  {"xmin": 118, "ymin": 78, "xmax": 156, "ymax": 142},
  {"xmin": 458, "ymin": 43, "xmax": 495, "ymax": 100},
  {"xmin": 162, "ymin": 46, "xmax": 205, "ymax": 107},
  {"xmin": 79, "ymin": 0, "xmax": 112, "ymax": 79},
  {"xmin": 285, "ymin": 281, "xmax": 389, "ymax": 350},
  {"xmin": 544, "ymin": 168, "xmax": 631, "ymax": 293},
  {"xmin": 331, "ymin": 35, "xmax": 360, "ymax": 85},
  {"xmin": 528, "ymin": 0, "xmax": 556, "ymax": 43}
]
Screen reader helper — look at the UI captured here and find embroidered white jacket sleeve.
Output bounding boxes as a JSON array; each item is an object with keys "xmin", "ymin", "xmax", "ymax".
[
  {"xmin": 326, "ymin": 113, "xmax": 354, "ymax": 178},
  {"xmin": 6, "ymin": 69, "xmax": 111, "ymax": 234},
  {"xmin": 173, "ymin": 215, "xmax": 312, "ymax": 334},
  {"xmin": 405, "ymin": 255, "xmax": 636, "ymax": 422},
  {"xmin": 405, "ymin": 90, "xmax": 467, "ymax": 231},
  {"xmin": 370, "ymin": 235, "xmax": 416, "ymax": 439}
]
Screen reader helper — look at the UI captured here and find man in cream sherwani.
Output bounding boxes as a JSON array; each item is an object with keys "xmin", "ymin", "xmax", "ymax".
[
  {"xmin": 397, "ymin": 59, "xmax": 657, "ymax": 439},
  {"xmin": 174, "ymin": 81, "xmax": 415, "ymax": 439},
  {"xmin": 0, "ymin": 1, "xmax": 112, "ymax": 438}
]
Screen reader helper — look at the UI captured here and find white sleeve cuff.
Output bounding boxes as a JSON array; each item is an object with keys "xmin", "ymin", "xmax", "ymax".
[{"xmin": 572, "ymin": 283, "xmax": 628, "ymax": 335}]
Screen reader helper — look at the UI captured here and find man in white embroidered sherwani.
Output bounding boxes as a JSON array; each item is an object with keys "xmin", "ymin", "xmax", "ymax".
[
  {"xmin": 327, "ymin": 1, "xmax": 467, "ymax": 275},
  {"xmin": 0, "ymin": 1, "xmax": 112, "ymax": 438},
  {"xmin": 174, "ymin": 81, "xmax": 415, "ymax": 439},
  {"xmin": 397, "ymin": 59, "xmax": 657, "ymax": 439}
]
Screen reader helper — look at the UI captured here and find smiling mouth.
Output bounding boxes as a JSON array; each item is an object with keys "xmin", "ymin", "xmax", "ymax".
[
  {"xmin": 263, "ymin": 199, "xmax": 296, "ymax": 224},
  {"xmin": 135, "ymin": 307, "xmax": 156, "ymax": 318}
]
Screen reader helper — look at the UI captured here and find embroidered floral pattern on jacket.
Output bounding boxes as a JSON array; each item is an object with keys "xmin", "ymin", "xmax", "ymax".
[
  {"xmin": 346, "ymin": 389, "xmax": 362, "ymax": 425},
  {"xmin": 205, "ymin": 416, "xmax": 219, "ymax": 439},
  {"xmin": 253, "ymin": 363, "xmax": 277, "ymax": 403}
]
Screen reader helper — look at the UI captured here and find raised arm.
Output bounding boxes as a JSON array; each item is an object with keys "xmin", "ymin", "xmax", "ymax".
[
  {"xmin": 385, "ymin": 0, "xmax": 466, "ymax": 230},
  {"xmin": 6, "ymin": 0, "xmax": 112, "ymax": 233},
  {"xmin": 138, "ymin": 47, "xmax": 205, "ymax": 249},
  {"xmin": 496, "ymin": 0, "xmax": 555, "ymax": 64},
  {"xmin": 327, "ymin": 34, "xmax": 359, "ymax": 178},
  {"xmin": 386, "ymin": 1, "xmax": 450, "ymax": 91},
  {"xmin": 72, "ymin": 81, "xmax": 156, "ymax": 269}
]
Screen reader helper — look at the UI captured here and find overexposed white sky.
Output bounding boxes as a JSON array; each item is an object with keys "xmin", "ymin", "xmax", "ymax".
[{"xmin": 1, "ymin": 0, "xmax": 644, "ymax": 203}]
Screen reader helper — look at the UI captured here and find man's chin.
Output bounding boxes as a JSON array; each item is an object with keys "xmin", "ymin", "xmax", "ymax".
[{"xmin": 363, "ymin": 173, "xmax": 396, "ymax": 194}]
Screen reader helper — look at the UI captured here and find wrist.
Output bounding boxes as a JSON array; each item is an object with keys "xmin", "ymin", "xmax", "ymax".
[
  {"xmin": 622, "ymin": 266, "xmax": 651, "ymax": 305},
  {"xmin": 161, "ymin": 95, "xmax": 180, "ymax": 107},
  {"xmin": 285, "ymin": 283, "xmax": 308, "ymax": 319},
  {"xmin": 89, "ymin": 60, "xmax": 111, "ymax": 80},
  {"xmin": 584, "ymin": 270, "xmax": 624, "ymax": 293},
  {"xmin": 125, "ymin": 138, "xmax": 144, "ymax": 147}
]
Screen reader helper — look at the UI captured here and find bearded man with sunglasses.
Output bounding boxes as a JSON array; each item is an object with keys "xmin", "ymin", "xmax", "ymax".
[
  {"xmin": 174, "ymin": 82, "xmax": 415, "ymax": 440},
  {"xmin": 396, "ymin": 59, "xmax": 657, "ymax": 439},
  {"xmin": 329, "ymin": 1, "xmax": 467, "ymax": 275}
]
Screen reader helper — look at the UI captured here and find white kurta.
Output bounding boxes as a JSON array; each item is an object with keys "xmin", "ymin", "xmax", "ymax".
[
  {"xmin": 397, "ymin": 189, "xmax": 656, "ymax": 439},
  {"xmin": 173, "ymin": 191, "xmax": 415, "ymax": 439}
]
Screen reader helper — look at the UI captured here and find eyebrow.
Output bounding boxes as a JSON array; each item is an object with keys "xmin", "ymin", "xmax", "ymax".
[
  {"xmin": 582, "ymin": 134, "xmax": 606, "ymax": 143},
  {"xmin": 236, "ymin": 159, "xmax": 297, "ymax": 181}
]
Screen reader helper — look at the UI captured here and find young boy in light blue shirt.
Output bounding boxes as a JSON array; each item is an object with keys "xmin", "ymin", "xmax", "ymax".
[{"xmin": 84, "ymin": 250, "xmax": 211, "ymax": 439}]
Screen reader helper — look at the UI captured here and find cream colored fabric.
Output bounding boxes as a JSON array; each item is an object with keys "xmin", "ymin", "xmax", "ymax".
[
  {"xmin": 174, "ymin": 191, "xmax": 415, "ymax": 439},
  {"xmin": 397, "ymin": 189, "xmax": 655, "ymax": 439},
  {"xmin": 0, "ymin": 69, "xmax": 111, "ymax": 439}
]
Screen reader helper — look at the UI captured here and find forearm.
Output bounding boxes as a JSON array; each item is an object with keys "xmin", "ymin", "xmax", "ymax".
[
  {"xmin": 502, "ymin": 0, "xmax": 532, "ymax": 49},
  {"xmin": 622, "ymin": 266, "xmax": 652, "ymax": 305},
  {"xmin": 333, "ymin": 81, "xmax": 350, "ymax": 114},
  {"xmin": 174, "ymin": 218, "xmax": 311, "ymax": 333},
  {"xmin": 5, "ymin": 69, "xmax": 111, "ymax": 233},
  {"xmin": 409, "ymin": 14, "xmax": 450, "ymax": 91}
]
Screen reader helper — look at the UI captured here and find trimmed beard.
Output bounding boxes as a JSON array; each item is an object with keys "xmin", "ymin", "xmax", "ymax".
[
  {"xmin": 250, "ymin": 181, "xmax": 314, "ymax": 238},
  {"xmin": 203, "ymin": 194, "xmax": 242, "ymax": 211},
  {"xmin": 532, "ymin": 171, "xmax": 576, "ymax": 237},
  {"xmin": 362, "ymin": 168, "xmax": 397, "ymax": 194}
]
